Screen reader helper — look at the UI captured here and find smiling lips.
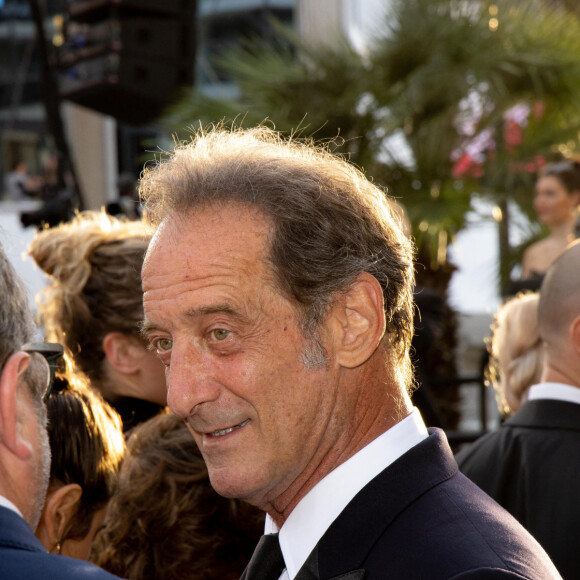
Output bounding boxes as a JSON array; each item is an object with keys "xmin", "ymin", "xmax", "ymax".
[{"xmin": 209, "ymin": 418, "xmax": 250, "ymax": 438}]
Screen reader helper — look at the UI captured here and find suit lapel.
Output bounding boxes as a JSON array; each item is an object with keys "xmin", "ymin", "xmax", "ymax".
[
  {"xmin": 295, "ymin": 546, "xmax": 365, "ymax": 580},
  {"xmin": 314, "ymin": 429, "xmax": 456, "ymax": 579},
  {"xmin": 294, "ymin": 546, "xmax": 318, "ymax": 580},
  {"xmin": 244, "ymin": 429, "xmax": 455, "ymax": 580}
]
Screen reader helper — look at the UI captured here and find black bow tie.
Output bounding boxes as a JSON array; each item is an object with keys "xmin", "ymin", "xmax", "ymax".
[{"xmin": 244, "ymin": 533, "xmax": 286, "ymax": 580}]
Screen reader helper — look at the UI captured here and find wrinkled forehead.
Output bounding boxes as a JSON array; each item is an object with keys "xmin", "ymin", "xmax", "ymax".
[
  {"xmin": 143, "ymin": 216, "xmax": 176, "ymax": 277},
  {"xmin": 143, "ymin": 205, "xmax": 274, "ymax": 281}
]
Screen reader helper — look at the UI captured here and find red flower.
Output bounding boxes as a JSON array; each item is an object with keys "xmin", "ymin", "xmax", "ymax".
[
  {"xmin": 452, "ymin": 153, "xmax": 483, "ymax": 178},
  {"xmin": 503, "ymin": 120, "xmax": 523, "ymax": 151},
  {"xmin": 532, "ymin": 100, "xmax": 545, "ymax": 120}
]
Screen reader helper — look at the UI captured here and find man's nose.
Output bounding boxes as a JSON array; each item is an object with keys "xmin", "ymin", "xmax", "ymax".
[{"xmin": 166, "ymin": 345, "xmax": 220, "ymax": 417}]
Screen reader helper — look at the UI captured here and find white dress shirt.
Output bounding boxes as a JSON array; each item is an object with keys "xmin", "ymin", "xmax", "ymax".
[
  {"xmin": 0, "ymin": 495, "xmax": 23, "ymax": 518},
  {"xmin": 265, "ymin": 407, "xmax": 429, "ymax": 580},
  {"xmin": 527, "ymin": 382, "xmax": 580, "ymax": 405}
]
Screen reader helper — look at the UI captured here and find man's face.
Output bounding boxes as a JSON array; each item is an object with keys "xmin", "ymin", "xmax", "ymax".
[{"xmin": 142, "ymin": 204, "xmax": 343, "ymax": 509}]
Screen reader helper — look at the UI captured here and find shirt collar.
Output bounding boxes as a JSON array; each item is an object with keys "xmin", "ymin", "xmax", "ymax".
[
  {"xmin": 0, "ymin": 495, "xmax": 23, "ymax": 519},
  {"xmin": 527, "ymin": 382, "xmax": 580, "ymax": 405},
  {"xmin": 264, "ymin": 407, "xmax": 428, "ymax": 579}
]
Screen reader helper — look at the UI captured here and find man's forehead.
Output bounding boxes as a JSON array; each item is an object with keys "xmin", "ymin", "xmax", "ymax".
[
  {"xmin": 147, "ymin": 205, "xmax": 271, "ymax": 258},
  {"xmin": 143, "ymin": 205, "xmax": 275, "ymax": 290}
]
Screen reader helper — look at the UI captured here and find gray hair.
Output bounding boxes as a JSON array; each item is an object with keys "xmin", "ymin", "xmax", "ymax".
[
  {"xmin": 0, "ymin": 242, "xmax": 42, "ymax": 404},
  {"xmin": 140, "ymin": 126, "xmax": 415, "ymax": 386},
  {"xmin": 0, "ymin": 243, "xmax": 35, "ymax": 364}
]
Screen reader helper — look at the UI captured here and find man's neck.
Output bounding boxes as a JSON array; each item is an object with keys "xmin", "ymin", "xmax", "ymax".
[
  {"xmin": 265, "ymin": 385, "xmax": 413, "ymax": 527},
  {"xmin": 540, "ymin": 361, "xmax": 580, "ymax": 389},
  {"xmin": 550, "ymin": 218, "xmax": 575, "ymax": 241}
]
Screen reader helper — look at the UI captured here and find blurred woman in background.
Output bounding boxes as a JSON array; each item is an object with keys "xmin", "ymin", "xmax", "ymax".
[
  {"xmin": 521, "ymin": 160, "xmax": 580, "ymax": 284},
  {"xmin": 29, "ymin": 210, "xmax": 166, "ymax": 432}
]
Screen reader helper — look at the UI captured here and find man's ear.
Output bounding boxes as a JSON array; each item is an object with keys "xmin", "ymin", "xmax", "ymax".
[
  {"xmin": 331, "ymin": 273, "xmax": 386, "ymax": 369},
  {"xmin": 102, "ymin": 332, "xmax": 144, "ymax": 375},
  {"xmin": 35, "ymin": 483, "xmax": 83, "ymax": 553},
  {"xmin": 0, "ymin": 352, "xmax": 33, "ymax": 459},
  {"xmin": 569, "ymin": 315, "xmax": 580, "ymax": 358}
]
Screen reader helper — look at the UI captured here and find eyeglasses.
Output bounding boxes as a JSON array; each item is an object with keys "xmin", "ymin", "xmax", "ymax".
[{"xmin": 21, "ymin": 342, "xmax": 64, "ymax": 402}]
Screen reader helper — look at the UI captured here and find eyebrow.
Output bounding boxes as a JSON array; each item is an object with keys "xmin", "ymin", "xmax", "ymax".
[
  {"xmin": 140, "ymin": 302, "xmax": 249, "ymax": 340},
  {"xmin": 185, "ymin": 302, "xmax": 250, "ymax": 325},
  {"xmin": 140, "ymin": 320, "xmax": 160, "ymax": 341}
]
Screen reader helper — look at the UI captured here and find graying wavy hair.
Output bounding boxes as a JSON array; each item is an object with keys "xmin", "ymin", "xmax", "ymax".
[
  {"xmin": 0, "ymin": 242, "xmax": 43, "ymax": 407},
  {"xmin": 140, "ymin": 125, "xmax": 415, "ymax": 386}
]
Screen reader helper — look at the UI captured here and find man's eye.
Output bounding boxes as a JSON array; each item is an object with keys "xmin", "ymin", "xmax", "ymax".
[
  {"xmin": 154, "ymin": 338, "xmax": 173, "ymax": 352},
  {"xmin": 211, "ymin": 329, "xmax": 231, "ymax": 341}
]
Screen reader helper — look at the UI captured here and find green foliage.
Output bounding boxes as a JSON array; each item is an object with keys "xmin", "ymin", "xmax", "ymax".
[
  {"xmin": 165, "ymin": 23, "xmax": 375, "ymax": 158},
  {"xmin": 162, "ymin": 0, "xmax": 580, "ymax": 283}
]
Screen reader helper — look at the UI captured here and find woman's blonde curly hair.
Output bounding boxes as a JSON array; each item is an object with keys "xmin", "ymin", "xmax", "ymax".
[
  {"xmin": 28, "ymin": 210, "xmax": 152, "ymax": 390},
  {"xmin": 486, "ymin": 292, "xmax": 543, "ymax": 416}
]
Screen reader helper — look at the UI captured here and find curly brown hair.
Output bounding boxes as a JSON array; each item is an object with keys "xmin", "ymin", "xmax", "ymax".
[
  {"xmin": 91, "ymin": 413, "xmax": 264, "ymax": 579},
  {"xmin": 540, "ymin": 159, "xmax": 580, "ymax": 194}
]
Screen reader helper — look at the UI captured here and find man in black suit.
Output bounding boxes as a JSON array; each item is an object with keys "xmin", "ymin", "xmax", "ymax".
[
  {"xmin": 141, "ymin": 126, "xmax": 560, "ymax": 580},
  {"xmin": 0, "ymin": 244, "xmax": 120, "ymax": 579},
  {"xmin": 457, "ymin": 241, "xmax": 580, "ymax": 579}
]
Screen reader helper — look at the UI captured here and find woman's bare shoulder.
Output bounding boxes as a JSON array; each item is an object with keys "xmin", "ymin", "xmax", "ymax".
[{"xmin": 522, "ymin": 237, "xmax": 568, "ymax": 277}]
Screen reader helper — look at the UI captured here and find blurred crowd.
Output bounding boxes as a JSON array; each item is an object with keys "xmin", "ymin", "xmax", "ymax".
[{"xmin": 3, "ymin": 156, "xmax": 141, "ymax": 228}]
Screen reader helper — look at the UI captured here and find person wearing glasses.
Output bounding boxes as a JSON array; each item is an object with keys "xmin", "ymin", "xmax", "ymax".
[
  {"xmin": 35, "ymin": 383, "xmax": 125, "ymax": 560},
  {"xmin": 29, "ymin": 210, "xmax": 166, "ymax": 432},
  {"xmin": 0, "ymin": 243, "xmax": 121, "ymax": 579}
]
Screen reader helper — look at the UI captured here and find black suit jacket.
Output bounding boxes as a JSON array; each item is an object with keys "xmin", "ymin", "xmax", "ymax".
[
  {"xmin": 456, "ymin": 398, "xmax": 580, "ymax": 580},
  {"xmin": 245, "ymin": 429, "xmax": 560, "ymax": 580},
  {"xmin": 0, "ymin": 505, "xmax": 121, "ymax": 579}
]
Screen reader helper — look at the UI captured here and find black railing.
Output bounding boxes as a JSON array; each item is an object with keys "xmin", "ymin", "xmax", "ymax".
[{"xmin": 419, "ymin": 373, "xmax": 494, "ymax": 447}]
